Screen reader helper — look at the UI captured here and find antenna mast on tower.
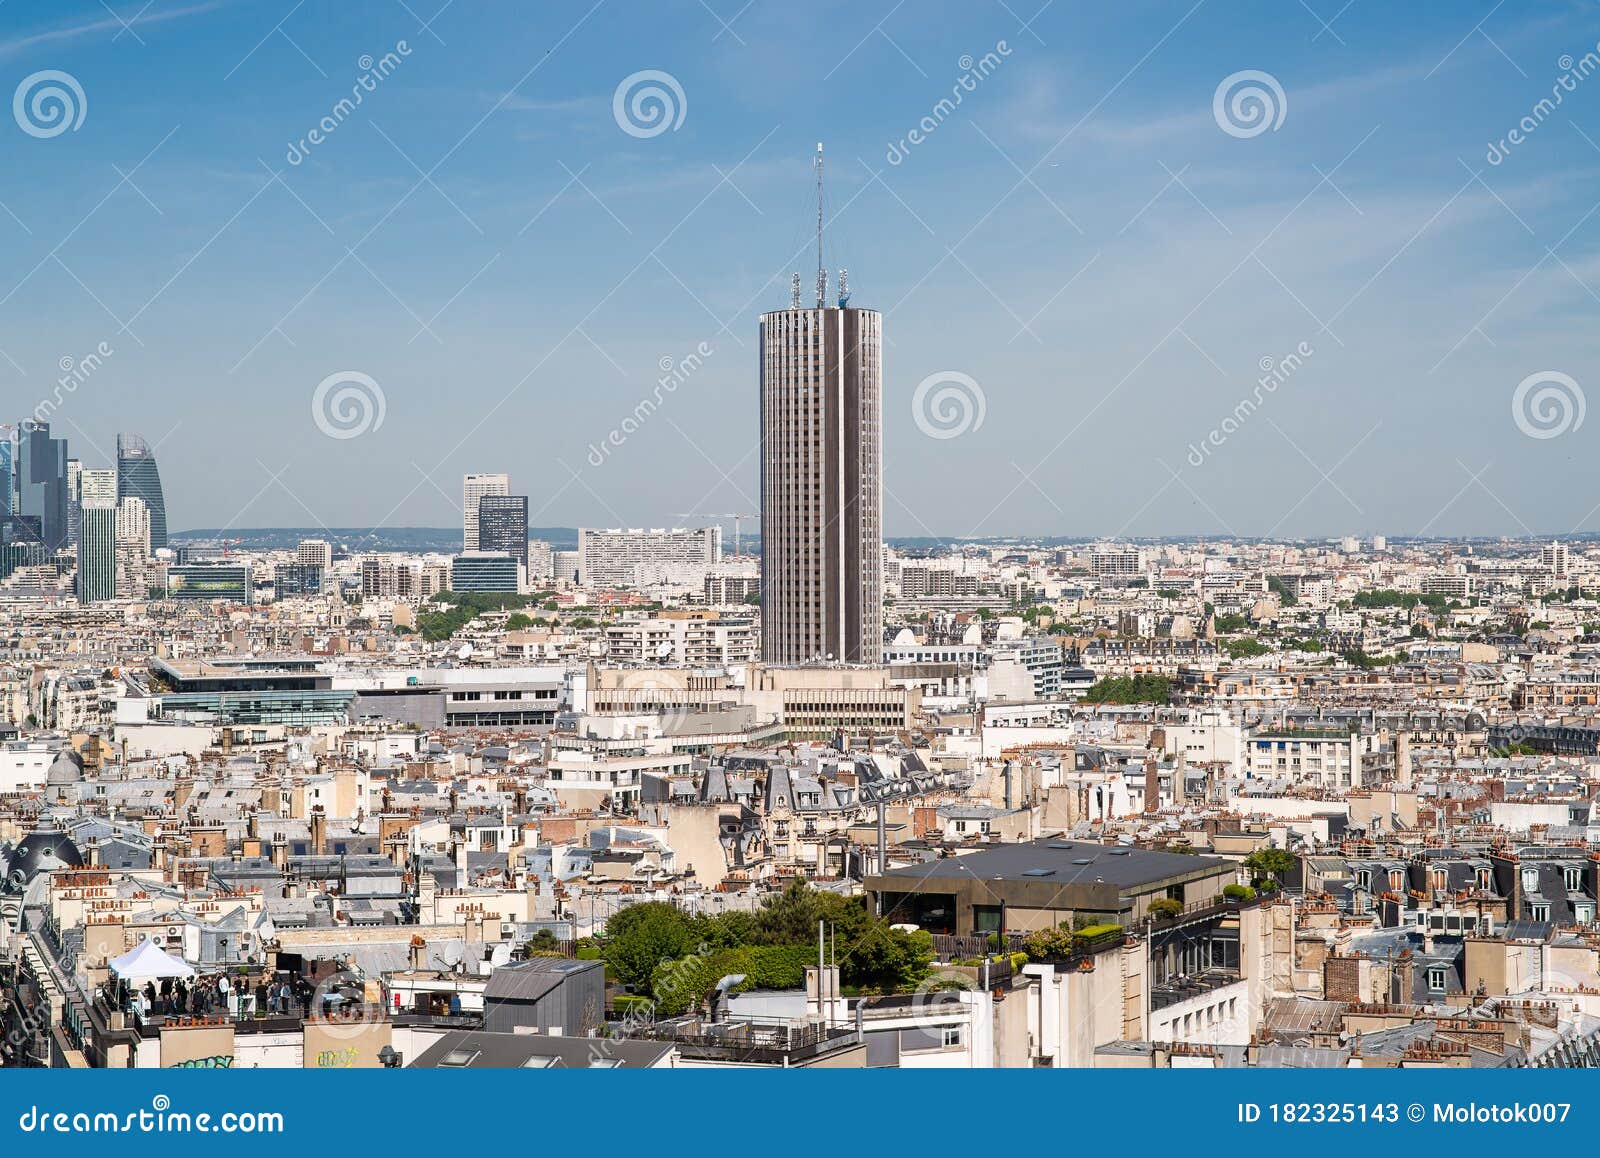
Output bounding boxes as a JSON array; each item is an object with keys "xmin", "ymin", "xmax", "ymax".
[{"xmin": 814, "ymin": 141, "xmax": 826, "ymax": 308}]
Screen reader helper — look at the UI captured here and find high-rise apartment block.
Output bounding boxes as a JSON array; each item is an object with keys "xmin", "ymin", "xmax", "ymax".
[
  {"xmin": 297, "ymin": 539, "xmax": 333, "ymax": 569},
  {"xmin": 578, "ymin": 526, "xmax": 722, "ymax": 589}
]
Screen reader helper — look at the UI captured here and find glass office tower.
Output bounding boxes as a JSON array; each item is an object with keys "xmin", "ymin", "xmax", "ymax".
[
  {"xmin": 14, "ymin": 421, "xmax": 68, "ymax": 552},
  {"xmin": 116, "ymin": 433, "xmax": 168, "ymax": 551},
  {"xmin": 477, "ymin": 493, "xmax": 529, "ymax": 574}
]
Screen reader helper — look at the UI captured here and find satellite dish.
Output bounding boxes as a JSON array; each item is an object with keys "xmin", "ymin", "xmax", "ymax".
[
  {"xmin": 456, "ymin": 643, "xmax": 472, "ymax": 661},
  {"xmin": 588, "ymin": 640, "xmax": 607, "ymax": 657},
  {"xmin": 655, "ymin": 641, "xmax": 674, "ymax": 659}
]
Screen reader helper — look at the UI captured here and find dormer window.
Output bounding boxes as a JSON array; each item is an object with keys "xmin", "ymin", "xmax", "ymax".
[{"xmin": 1426, "ymin": 966, "xmax": 1448, "ymax": 993}]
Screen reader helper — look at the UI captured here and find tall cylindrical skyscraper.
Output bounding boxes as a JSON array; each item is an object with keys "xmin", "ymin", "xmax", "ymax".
[{"xmin": 759, "ymin": 301, "xmax": 882, "ymax": 665}]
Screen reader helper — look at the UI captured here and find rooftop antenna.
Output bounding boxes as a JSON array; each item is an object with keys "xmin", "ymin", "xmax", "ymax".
[
  {"xmin": 791, "ymin": 272, "xmax": 802, "ymax": 309},
  {"xmin": 814, "ymin": 141, "xmax": 826, "ymax": 308},
  {"xmin": 837, "ymin": 268, "xmax": 849, "ymax": 308}
]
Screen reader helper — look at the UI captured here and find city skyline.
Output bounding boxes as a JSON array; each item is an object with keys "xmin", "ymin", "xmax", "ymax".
[{"xmin": 5, "ymin": 2, "xmax": 1600, "ymax": 538}]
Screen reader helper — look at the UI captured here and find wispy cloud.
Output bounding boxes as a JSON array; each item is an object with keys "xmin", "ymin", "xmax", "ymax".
[{"xmin": 0, "ymin": 0, "xmax": 231, "ymax": 59}]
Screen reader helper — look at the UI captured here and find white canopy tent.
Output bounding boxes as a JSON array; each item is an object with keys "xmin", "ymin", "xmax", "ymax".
[{"xmin": 108, "ymin": 938, "xmax": 196, "ymax": 982}]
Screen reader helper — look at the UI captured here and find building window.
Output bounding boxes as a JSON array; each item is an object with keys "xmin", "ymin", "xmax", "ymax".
[{"xmin": 1426, "ymin": 967, "xmax": 1447, "ymax": 993}]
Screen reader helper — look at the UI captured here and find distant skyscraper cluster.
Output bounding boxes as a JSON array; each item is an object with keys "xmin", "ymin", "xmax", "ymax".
[
  {"xmin": 0, "ymin": 420, "xmax": 170, "ymax": 603},
  {"xmin": 456, "ymin": 472, "xmax": 531, "ymax": 594}
]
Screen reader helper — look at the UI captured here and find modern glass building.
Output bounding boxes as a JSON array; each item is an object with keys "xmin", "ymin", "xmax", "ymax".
[
  {"xmin": 274, "ymin": 562, "xmax": 324, "ymax": 597},
  {"xmin": 0, "ymin": 429, "xmax": 12, "ymax": 516},
  {"xmin": 0, "ymin": 515, "xmax": 45, "ymax": 581},
  {"xmin": 76, "ymin": 503, "xmax": 117, "ymax": 604},
  {"xmin": 450, "ymin": 551, "xmax": 519, "ymax": 593},
  {"xmin": 14, "ymin": 421, "xmax": 68, "ymax": 552},
  {"xmin": 477, "ymin": 493, "xmax": 529, "ymax": 573},
  {"xmin": 166, "ymin": 563, "xmax": 251, "ymax": 603},
  {"xmin": 149, "ymin": 656, "xmax": 353, "ymax": 725},
  {"xmin": 116, "ymin": 433, "xmax": 167, "ymax": 551}
]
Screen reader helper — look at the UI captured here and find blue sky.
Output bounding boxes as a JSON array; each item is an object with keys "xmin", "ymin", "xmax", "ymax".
[{"xmin": 5, "ymin": 0, "xmax": 1600, "ymax": 539}]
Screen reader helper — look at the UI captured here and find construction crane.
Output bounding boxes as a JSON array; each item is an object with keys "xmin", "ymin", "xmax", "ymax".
[{"xmin": 676, "ymin": 513, "xmax": 758, "ymax": 560}]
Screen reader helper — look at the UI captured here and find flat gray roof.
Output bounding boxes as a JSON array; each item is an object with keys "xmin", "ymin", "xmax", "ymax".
[{"xmin": 873, "ymin": 839, "xmax": 1233, "ymax": 890}]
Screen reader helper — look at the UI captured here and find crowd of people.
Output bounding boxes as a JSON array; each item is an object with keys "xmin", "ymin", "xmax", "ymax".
[{"xmin": 105, "ymin": 971, "xmax": 318, "ymax": 1025}]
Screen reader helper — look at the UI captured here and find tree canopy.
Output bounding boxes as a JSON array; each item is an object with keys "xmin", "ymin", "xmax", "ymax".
[{"xmin": 597, "ymin": 882, "xmax": 934, "ymax": 1011}]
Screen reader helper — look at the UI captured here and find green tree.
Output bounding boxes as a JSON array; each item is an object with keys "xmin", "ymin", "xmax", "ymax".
[
  {"xmin": 1081, "ymin": 674, "xmax": 1171, "ymax": 705},
  {"xmin": 1224, "ymin": 637, "xmax": 1271, "ymax": 659},
  {"xmin": 1243, "ymin": 847, "xmax": 1296, "ymax": 885},
  {"xmin": 601, "ymin": 902, "xmax": 704, "ymax": 990},
  {"xmin": 523, "ymin": 928, "xmax": 564, "ymax": 957}
]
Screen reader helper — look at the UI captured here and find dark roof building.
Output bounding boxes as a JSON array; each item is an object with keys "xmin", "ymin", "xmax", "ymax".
[
  {"xmin": 866, "ymin": 839, "xmax": 1237, "ymax": 936},
  {"xmin": 480, "ymin": 957, "xmax": 606, "ymax": 1037}
]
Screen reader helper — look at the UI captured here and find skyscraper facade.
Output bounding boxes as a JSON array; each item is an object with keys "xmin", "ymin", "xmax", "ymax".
[
  {"xmin": 0, "ymin": 428, "xmax": 12, "ymax": 517},
  {"xmin": 477, "ymin": 494, "xmax": 529, "ymax": 574},
  {"xmin": 66, "ymin": 458, "xmax": 82, "ymax": 546},
  {"xmin": 14, "ymin": 421, "xmax": 68, "ymax": 552},
  {"xmin": 462, "ymin": 473, "xmax": 510, "ymax": 551},
  {"xmin": 758, "ymin": 300, "xmax": 883, "ymax": 665},
  {"xmin": 116, "ymin": 433, "xmax": 168, "ymax": 551},
  {"xmin": 76, "ymin": 470, "xmax": 118, "ymax": 604}
]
